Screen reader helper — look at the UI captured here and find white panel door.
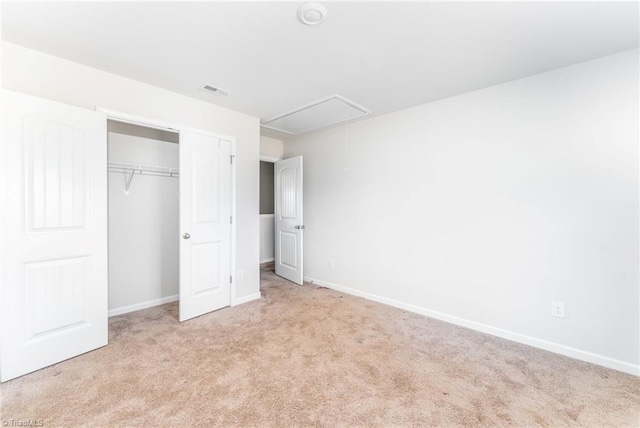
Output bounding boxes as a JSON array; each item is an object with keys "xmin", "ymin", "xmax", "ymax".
[
  {"xmin": 1, "ymin": 90, "xmax": 108, "ymax": 382},
  {"xmin": 179, "ymin": 131, "xmax": 231, "ymax": 322},
  {"xmin": 275, "ymin": 156, "xmax": 304, "ymax": 285}
]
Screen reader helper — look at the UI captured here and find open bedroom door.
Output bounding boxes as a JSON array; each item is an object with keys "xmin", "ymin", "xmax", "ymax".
[
  {"xmin": 275, "ymin": 156, "xmax": 304, "ymax": 285},
  {"xmin": 178, "ymin": 131, "xmax": 232, "ymax": 321}
]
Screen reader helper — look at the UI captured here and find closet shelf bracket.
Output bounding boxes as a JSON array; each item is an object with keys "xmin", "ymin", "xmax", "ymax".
[{"xmin": 125, "ymin": 168, "xmax": 135, "ymax": 194}]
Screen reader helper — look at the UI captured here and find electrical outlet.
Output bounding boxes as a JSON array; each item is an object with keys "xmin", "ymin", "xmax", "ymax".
[
  {"xmin": 237, "ymin": 269, "xmax": 244, "ymax": 280},
  {"xmin": 328, "ymin": 259, "xmax": 336, "ymax": 269},
  {"xmin": 552, "ymin": 301, "xmax": 565, "ymax": 318}
]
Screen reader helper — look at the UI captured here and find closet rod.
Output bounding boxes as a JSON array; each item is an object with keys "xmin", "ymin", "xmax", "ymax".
[{"xmin": 107, "ymin": 160, "xmax": 179, "ymax": 193}]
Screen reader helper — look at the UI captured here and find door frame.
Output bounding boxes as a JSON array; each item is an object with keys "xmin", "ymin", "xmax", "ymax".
[
  {"xmin": 260, "ymin": 155, "xmax": 282, "ymax": 163},
  {"xmin": 97, "ymin": 107, "xmax": 239, "ymax": 307},
  {"xmin": 259, "ymin": 155, "xmax": 281, "ymax": 264}
]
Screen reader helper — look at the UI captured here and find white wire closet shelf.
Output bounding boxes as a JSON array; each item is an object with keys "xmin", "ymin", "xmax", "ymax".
[{"xmin": 108, "ymin": 160, "xmax": 179, "ymax": 193}]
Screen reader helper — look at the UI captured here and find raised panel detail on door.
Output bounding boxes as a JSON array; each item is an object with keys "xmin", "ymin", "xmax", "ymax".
[
  {"xmin": 25, "ymin": 257, "xmax": 88, "ymax": 339},
  {"xmin": 192, "ymin": 149, "xmax": 220, "ymax": 224},
  {"xmin": 191, "ymin": 242, "xmax": 221, "ymax": 295},
  {"xmin": 279, "ymin": 168, "xmax": 297, "ymax": 219},
  {"xmin": 279, "ymin": 231, "xmax": 297, "ymax": 269},
  {"xmin": 24, "ymin": 118, "xmax": 86, "ymax": 232}
]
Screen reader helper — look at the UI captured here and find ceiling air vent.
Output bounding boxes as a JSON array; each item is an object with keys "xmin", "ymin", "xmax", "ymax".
[
  {"xmin": 203, "ymin": 85, "xmax": 230, "ymax": 98},
  {"xmin": 261, "ymin": 95, "xmax": 371, "ymax": 135}
]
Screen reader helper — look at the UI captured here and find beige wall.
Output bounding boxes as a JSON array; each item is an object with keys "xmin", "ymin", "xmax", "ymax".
[
  {"xmin": 2, "ymin": 42, "xmax": 261, "ymax": 301},
  {"xmin": 260, "ymin": 135, "xmax": 284, "ymax": 159}
]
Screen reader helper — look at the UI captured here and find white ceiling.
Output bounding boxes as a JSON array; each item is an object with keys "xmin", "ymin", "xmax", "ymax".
[{"xmin": 2, "ymin": 2, "xmax": 638, "ymax": 138}]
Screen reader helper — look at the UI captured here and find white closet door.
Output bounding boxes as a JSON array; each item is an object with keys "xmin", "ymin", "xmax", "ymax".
[
  {"xmin": 275, "ymin": 156, "xmax": 304, "ymax": 285},
  {"xmin": 179, "ymin": 131, "xmax": 231, "ymax": 321},
  {"xmin": 1, "ymin": 90, "xmax": 108, "ymax": 382}
]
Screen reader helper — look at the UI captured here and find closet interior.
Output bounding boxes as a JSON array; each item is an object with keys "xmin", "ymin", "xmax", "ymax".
[{"xmin": 107, "ymin": 120, "xmax": 180, "ymax": 316}]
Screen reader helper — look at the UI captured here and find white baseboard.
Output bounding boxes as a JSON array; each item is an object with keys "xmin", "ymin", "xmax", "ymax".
[
  {"xmin": 109, "ymin": 291, "xmax": 262, "ymax": 316},
  {"xmin": 109, "ymin": 294, "xmax": 179, "ymax": 317},
  {"xmin": 304, "ymin": 276, "xmax": 640, "ymax": 377},
  {"xmin": 232, "ymin": 292, "xmax": 261, "ymax": 306},
  {"xmin": 260, "ymin": 258, "xmax": 275, "ymax": 263}
]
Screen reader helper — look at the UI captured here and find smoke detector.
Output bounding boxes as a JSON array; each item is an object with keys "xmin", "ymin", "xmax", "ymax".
[{"xmin": 297, "ymin": 3, "xmax": 328, "ymax": 26}]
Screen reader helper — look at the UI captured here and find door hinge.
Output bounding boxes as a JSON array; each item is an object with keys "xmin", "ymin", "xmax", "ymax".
[
  {"xmin": 230, "ymin": 155, "xmax": 235, "ymax": 164},
  {"xmin": 230, "ymin": 275, "xmax": 233, "ymax": 284},
  {"xmin": 230, "ymin": 216, "xmax": 233, "ymax": 224}
]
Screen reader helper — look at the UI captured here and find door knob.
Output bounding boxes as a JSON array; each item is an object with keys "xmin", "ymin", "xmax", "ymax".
[
  {"xmin": 182, "ymin": 233, "xmax": 191, "ymax": 239},
  {"xmin": 294, "ymin": 225, "xmax": 306, "ymax": 230}
]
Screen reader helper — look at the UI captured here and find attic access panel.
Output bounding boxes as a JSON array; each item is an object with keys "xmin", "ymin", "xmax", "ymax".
[{"xmin": 261, "ymin": 95, "xmax": 371, "ymax": 135}]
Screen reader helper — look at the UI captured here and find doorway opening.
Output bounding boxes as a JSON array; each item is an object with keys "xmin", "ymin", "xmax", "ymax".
[
  {"xmin": 260, "ymin": 153, "xmax": 305, "ymax": 285},
  {"xmin": 107, "ymin": 120, "xmax": 180, "ymax": 317},
  {"xmin": 260, "ymin": 160, "xmax": 276, "ymax": 266}
]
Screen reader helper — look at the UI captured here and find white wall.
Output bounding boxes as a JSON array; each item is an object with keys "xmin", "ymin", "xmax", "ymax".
[
  {"xmin": 2, "ymin": 42, "xmax": 261, "ymax": 302},
  {"xmin": 285, "ymin": 50, "xmax": 639, "ymax": 374},
  {"xmin": 260, "ymin": 135, "xmax": 284, "ymax": 159},
  {"xmin": 108, "ymin": 131, "xmax": 179, "ymax": 314}
]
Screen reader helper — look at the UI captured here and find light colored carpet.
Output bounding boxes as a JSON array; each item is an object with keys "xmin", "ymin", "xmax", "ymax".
[{"xmin": 1, "ymin": 264, "xmax": 639, "ymax": 427}]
